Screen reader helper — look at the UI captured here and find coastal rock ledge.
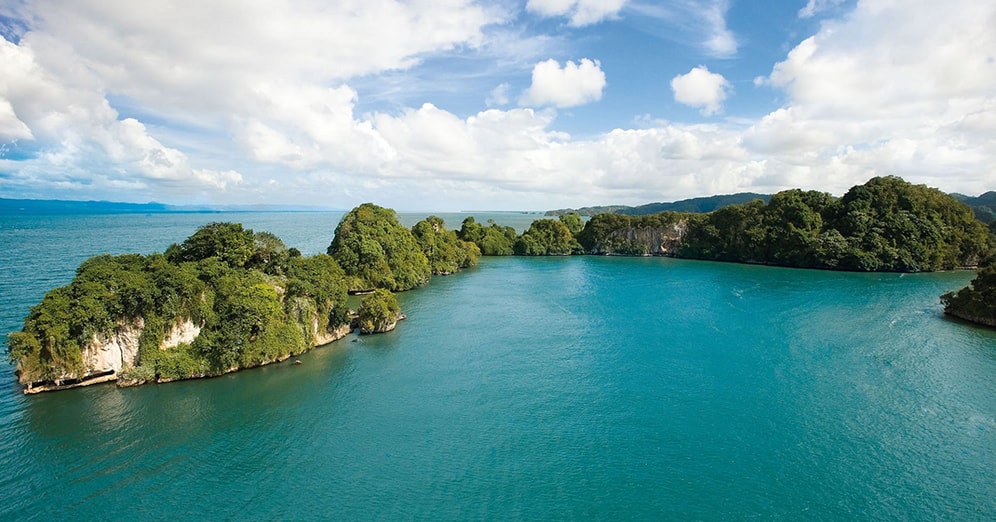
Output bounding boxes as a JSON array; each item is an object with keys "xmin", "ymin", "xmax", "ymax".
[
  {"xmin": 943, "ymin": 309, "xmax": 996, "ymax": 328},
  {"xmin": 21, "ymin": 317, "xmax": 353, "ymax": 394}
]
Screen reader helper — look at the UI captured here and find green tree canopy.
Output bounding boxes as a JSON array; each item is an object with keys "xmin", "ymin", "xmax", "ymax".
[
  {"xmin": 327, "ymin": 203, "xmax": 431, "ymax": 291},
  {"xmin": 9, "ymin": 223, "xmax": 353, "ymax": 387},
  {"xmin": 412, "ymin": 216, "xmax": 480, "ymax": 275},
  {"xmin": 942, "ymin": 265, "xmax": 996, "ymax": 327},
  {"xmin": 458, "ymin": 217, "xmax": 516, "ymax": 256},
  {"xmin": 559, "ymin": 212, "xmax": 584, "ymax": 236},
  {"xmin": 357, "ymin": 288, "xmax": 402, "ymax": 334},
  {"xmin": 165, "ymin": 222, "xmax": 256, "ymax": 268},
  {"xmin": 579, "ymin": 177, "xmax": 989, "ymax": 271},
  {"xmin": 514, "ymin": 218, "xmax": 580, "ymax": 255}
]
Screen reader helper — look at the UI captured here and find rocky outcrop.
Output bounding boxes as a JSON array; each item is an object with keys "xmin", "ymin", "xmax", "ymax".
[
  {"xmin": 84, "ymin": 318, "xmax": 145, "ymax": 377},
  {"xmin": 315, "ymin": 323, "xmax": 352, "ymax": 346},
  {"xmin": 588, "ymin": 221, "xmax": 689, "ymax": 256},
  {"xmin": 943, "ymin": 309, "xmax": 996, "ymax": 328},
  {"xmin": 24, "ymin": 313, "xmax": 355, "ymax": 393},
  {"xmin": 357, "ymin": 312, "xmax": 406, "ymax": 334},
  {"xmin": 83, "ymin": 318, "xmax": 202, "ymax": 374},
  {"xmin": 25, "ymin": 318, "xmax": 205, "ymax": 394},
  {"xmin": 160, "ymin": 320, "xmax": 202, "ymax": 350}
]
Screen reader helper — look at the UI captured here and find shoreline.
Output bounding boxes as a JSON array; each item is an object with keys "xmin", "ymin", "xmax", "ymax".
[{"xmin": 21, "ymin": 323, "xmax": 356, "ymax": 394}]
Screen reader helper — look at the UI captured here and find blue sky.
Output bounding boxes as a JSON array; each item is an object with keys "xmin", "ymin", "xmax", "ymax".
[{"xmin": 0, "ymin": 0, "xmax": 993, "ymax": 211}]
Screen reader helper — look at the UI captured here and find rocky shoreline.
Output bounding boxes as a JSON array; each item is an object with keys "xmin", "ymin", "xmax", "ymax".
[
  {"xmin": 943, "ymin": 309, "xmax": 996, "ymax": 328},
  {"xmin": 21, "ymin": 322, "xmax": 356, "ymax": 394}
]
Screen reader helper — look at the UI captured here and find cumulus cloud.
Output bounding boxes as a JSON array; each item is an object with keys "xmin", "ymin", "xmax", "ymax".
[
  {"xmin": 9, "ymin": 0, "xmax": 497, "ymax": 119},
  {"xmin": 0, "ymin": 0, "xmax": 994, "ymax": 210},
  {"xmin": 520, "ymin": 58, "xmax": 607, "ymax": 108},
  {"xmin": 0, "ymin": 0, "xmax": 500, "ymax": 203},
  {"xmin": 526, "ymin": 0, "xmax": 628, "ymax": 27},
  {"xmin": 671, "ymin": 65, "xmax": 731, "ymax": 116},
  {"xmin": 746, "ymin": 0, "xmax": 996, "ymax": 193},
  {"xmin": 0, "ymin": 35, "xmax": 239, "ymax": 200},
  {"xmin": 236, "ymin": 82, "xmax": 393, "ymax": 171}
]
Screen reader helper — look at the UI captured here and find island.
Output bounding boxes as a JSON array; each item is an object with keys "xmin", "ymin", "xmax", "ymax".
[
  {"xmin": 572, "ymin": 176, "xmax": 990, "ymax": 272},
  {"xmin": 8, "ymin": 176, "xmax": 996, "ymax": 392}
]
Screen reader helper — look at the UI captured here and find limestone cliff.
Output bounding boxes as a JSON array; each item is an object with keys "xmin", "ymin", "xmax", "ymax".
[
  {"xmin": 83, "ymin": 318, "xmax": 202, "ymax": 375},
  {"xmin": 314, "ymin": 323, "xmax": 352, "ymax": 346},
  {"xmin": 23, "ymin": 314, "xmax": 350, "ymax": 394},
  {"xmin": 584, "ymin": 220, "xmax": 689, "ymax": 256}
]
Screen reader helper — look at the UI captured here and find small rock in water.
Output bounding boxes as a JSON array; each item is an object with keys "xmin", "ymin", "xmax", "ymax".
[{"xmin": 293, "ymin": 360, "xmax": 302, "ymax": 365}]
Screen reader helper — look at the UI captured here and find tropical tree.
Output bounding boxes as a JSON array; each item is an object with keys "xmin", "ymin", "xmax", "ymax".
[{"xmin": 327, "ymin": 203, "xmax": 431, "ymax": 291}]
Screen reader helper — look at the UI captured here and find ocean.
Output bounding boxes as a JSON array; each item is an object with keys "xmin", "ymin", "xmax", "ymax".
[{"xmin": 1, "ymin": 212, "xmax": 994, "ymax": 520}]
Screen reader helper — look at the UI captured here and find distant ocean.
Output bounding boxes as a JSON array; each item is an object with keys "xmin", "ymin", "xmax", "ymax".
[{"xmin": 1, "ymin": 211, "xmax": 994, "ymax": 520}]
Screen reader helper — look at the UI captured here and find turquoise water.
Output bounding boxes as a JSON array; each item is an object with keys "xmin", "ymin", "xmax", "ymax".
[{"xmin": 1, "ymin": 213, "xmax": 995, "ymax": 520}]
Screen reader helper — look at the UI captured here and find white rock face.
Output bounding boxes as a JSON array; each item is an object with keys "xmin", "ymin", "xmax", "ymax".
[
  {"xmin": 84, "ymin": 318, "xmax": 145, "ymax": 374},
  {"xmin": 83, "ymin": 318, "xmax": 201, "ymax": 375},
  {"xmin": 315, "ymin": 323, "xmax": 351, "ymax": 346},
  {"xmin": 161, "ymin": 320, "xmax": 201, "ymax": 349}
]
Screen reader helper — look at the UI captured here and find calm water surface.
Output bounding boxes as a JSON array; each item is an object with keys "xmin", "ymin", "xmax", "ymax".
[{"xmin": 0, "ymin": 212, "xmax": 994, "ymax": 520}]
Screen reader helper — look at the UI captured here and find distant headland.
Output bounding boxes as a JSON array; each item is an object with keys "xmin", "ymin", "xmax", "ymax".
[{"xmin": 0, "ymin": 198, "xmax": 339, "ymax": 214}]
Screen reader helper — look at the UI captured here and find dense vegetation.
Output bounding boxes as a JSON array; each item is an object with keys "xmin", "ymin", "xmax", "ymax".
[
  {"xmin": 514, "ymin": 218, "xmax": 581, "ymax": 255},
  {"xmin": 412, "ymin": 216, "xmax": 480, "ymax": 275},
  {"xmin": 327, "ymin": 203, "xmax": 431, "ymax": 292},
  {"xmin": 942, "ymin": 265, "xmax": 996, "ymax": 327},
  {"xmin": 953, "ymin": 192, "xmax": 996, "ymax": 224},
  {"xmin": 357, "ymin": 289, "xmax": 403, "ymax": 334},
  {"xmin": 8, "ymin": 223, "xmax": 351, "ymax": 386},
  {"xmin": 575, "ymin": 177, "xmax": 990, "ymax": 272},
  {"xmin": 457, "ymin": 217, "xmax": 517, "ymax": 255},
  {"xmin": 576, "ymin": 212, "xmax": 688, "ymax": 256},
  {"xmin": 9, "ymin": 177, "xmax": 994, "ymax": 389}
]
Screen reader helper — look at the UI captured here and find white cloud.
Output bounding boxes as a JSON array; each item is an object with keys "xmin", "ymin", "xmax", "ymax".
[
  {"xmin": 671, "ymin": 65, "xmax": 731, "ymax": 116},
  {"xmin": 746, "ymin": 0, "xmax": 996, "ymax": 194},
  {"xmin": 701, "ymin": 1, "xmax": 737, "ymax": 57},
  {"xmin": 526, "ymin": 0, "xmax": 628, "ymax": 27},
  {"xmin": 0, "ymin": 0, "xmax": 501, "ymax": 203},
  {"xmin": 798, "ymin": 0, "xmax": 846, "ymax": 19},
  {"xmin": 236, "ymin": 82, "xmax": 393, "ymax": 172},
  {"xmin": 0, "ymin": 34, "xmax": 236, "ymax": 199},
  {"xmin": 520, "ymin": 58, "xmax": 607, "ymax": 108},
  {"xmin": 486, "ymin": 83, "xmax": 511, "ymax": 107},
  {"xmin": 0, "ymin": 99, "xmax": 32, "ymax": 140},
  {"xmin": 627, "ymin": 0, "xmax": 738, "ymax": 58},
  {"xmin": 0, "ymin": 0, "xmax": 994, "ymax": 209}
]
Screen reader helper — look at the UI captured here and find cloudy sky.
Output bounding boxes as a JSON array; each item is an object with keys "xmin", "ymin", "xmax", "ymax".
[{"xmin": 0, "ymin": 0, "xmax": 993, "ymax": 211}]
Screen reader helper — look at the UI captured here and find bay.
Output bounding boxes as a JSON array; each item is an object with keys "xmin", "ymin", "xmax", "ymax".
[{"xmin": 0, "ymin": 212, "xmax": 994, "ymax": 520}]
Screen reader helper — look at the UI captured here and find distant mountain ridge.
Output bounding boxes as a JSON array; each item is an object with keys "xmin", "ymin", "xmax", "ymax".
[
  {"xmin": 952, "ymin": 192, "xmax": 996, "ymax": 224},
  {"xmin": 551, "ymin": 190, "xmax": 996, "ymax": 221},
  {"xmin": 546, "ymin": 193, "xmax": 772, "ymax": 217},
  {"xmin": 0, "ymin": 198, "xmax": 336, "ymax": 214},
  {"xmin": 617, "ymin": 193, "xmax": 772, "ymax": 215}
]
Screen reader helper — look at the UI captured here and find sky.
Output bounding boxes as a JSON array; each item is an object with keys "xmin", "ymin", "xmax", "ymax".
[{"xmin": 0, "ymin": 0, "xmax": 994, "ymax": 211}]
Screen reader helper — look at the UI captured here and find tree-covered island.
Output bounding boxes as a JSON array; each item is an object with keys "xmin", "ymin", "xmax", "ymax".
[
  {"xmin": 6, "ymin": 204, "xmax": 487, "ymax": 393},
  {"xmin": 7, "ymin": 176, "xmax": 996, "ymax": 392},
  {"xmin": 7, "ymin": 223, "xmax": 358, "ymax": 393},
  {"xmin": 574, "ymin": 176, "xmax": 990, "ymax": 272}
]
